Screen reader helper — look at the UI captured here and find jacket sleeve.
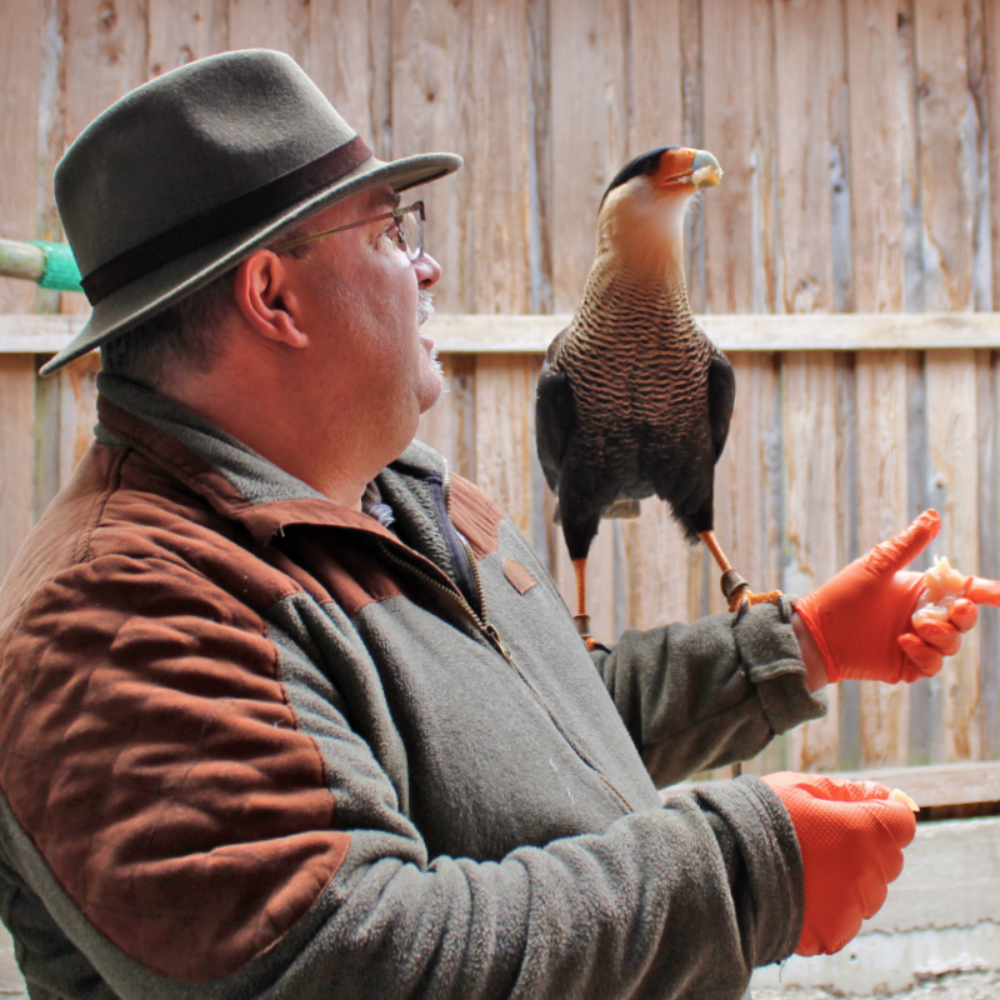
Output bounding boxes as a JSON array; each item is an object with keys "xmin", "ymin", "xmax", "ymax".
[
  {"xmin": 0, "ymin": 553, "xmax": 805, "ymax": 1000},
  {"xmin": 590, "ymin": 602, "xmax": 827, "ymax": 787}
]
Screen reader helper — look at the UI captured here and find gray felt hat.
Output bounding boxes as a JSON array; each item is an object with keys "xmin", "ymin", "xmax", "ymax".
[{"xmin": 41, "ymin": 49, "xmax": 462, "ymax": 376}]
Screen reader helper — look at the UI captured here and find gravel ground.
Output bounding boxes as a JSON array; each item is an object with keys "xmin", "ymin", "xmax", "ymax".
[{"xmin": 753, "ymin": 970, "xmax": 1000, "ymax": 999}]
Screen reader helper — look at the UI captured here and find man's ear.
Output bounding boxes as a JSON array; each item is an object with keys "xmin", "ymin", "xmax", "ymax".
[{"xmin": 233, "ymin": 250, "xmax": 309, "ymax": 348}]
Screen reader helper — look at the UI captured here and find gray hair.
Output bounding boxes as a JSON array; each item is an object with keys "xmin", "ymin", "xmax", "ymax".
[
  {"xmin": 99, "ymin": 270, "xmax": 236, "ymax": 389},
  {"xmin": 99, "ymin": 226, "xmax": 321, "ymax": 388}
]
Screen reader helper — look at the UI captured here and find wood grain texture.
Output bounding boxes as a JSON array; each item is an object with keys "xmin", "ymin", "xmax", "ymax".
[
  {"xmin": 473, "ymin": 354, "xmax": 539, "ymax": 539},
  {"xmin": 147, "ymin": 0, "xmax": 213, "ymax": 79},
  {"xmin": 0, "ymin": 356, "xmax": 36, "ymax": 583},
  {"xmin": 0, "ymin": 0, "xmax": 41, "ymax": 313},
  {"xmin": 925, "ymin": 351, "xmax": 981, "ymax": 762},
  {"xmin": 62, "ymin": 0, "xmax": 148, "ymax": 316},
  {"xmin": 784, "ymin": 352, "xmax": 842, "ymax": 772},
  {"xmin": 549, "ymin": 0, "xmax": 628, "ymax": 312},
  {"xmin": 627, "ymin": 0, "xmax": 683, "ymax": 154},
  {"xmin": 913, "ymin": 0, "xmax": 977, "ymax": 311},
  {"xmin": 415, "ymin": 353, "xmax": 476, "ymax": 479},
  {"xmin": 846, "ymin": 0, "xmax": 904, "ymax": 312},
  {"xmin": 987, "ymin": 0, "xmax": 1000, "ymax": 308},
  {"xmin": 977, "ymin": 349, "xmax": 999, "ymax": 761},
  {"xmin": 774, "ymin": 0, "xmax": 836, "ymax": 315},
  {"xmin": 701, "ymin": 0, "xmax": 777, "ymax": 313},
  {"xmin": 470, "ymin": 0, "xmax": 531, "ymax": 313},
  {"xmin": 226, "ymin": 0, "xmax": 290, "ymax": 52},
  {"xmin": 391, "ymin": 0, "xmax": 474, "ymax": 313},
  {"xmin": 57, "ymin": 350, "xmax": 100, "ymax": 488},
  {"xmin": 308, "ymin": 0, "xmax": 377, "ymax": 144},
  {"xmin": 856, "ymin": 351, "xmax": 910, "ymax": 766}
]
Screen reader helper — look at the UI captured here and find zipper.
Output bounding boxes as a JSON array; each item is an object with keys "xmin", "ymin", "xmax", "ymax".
[
  {"xmin": 415, "ymin": 459, "xmax": 633, "ymax": 812},
  {"xmin": 376, "ymin": 537, "xmax": 512, "ymax": 662}
]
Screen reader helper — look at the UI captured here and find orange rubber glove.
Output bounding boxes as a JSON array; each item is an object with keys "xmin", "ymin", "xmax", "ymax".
[
  {"xmin": 794, "ymin": 510, "xmax": 997, "ymax": 684},
  {"xmin": 762, "ymin": 772, "xmax": 916, "ymax": 956}
]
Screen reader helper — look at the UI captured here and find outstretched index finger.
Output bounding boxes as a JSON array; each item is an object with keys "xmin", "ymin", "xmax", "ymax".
[{"xmin": 864, "ymin": 510, "xmax": 940, "ymax": 577}]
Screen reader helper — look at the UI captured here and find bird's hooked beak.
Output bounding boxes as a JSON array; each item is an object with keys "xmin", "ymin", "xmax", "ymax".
[{"xmin": 654, "ymin": 149, "xmax": 723, "ymax": 191}]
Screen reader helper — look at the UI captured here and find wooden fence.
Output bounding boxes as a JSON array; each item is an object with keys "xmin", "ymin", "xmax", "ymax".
[{"xmin": 3, "ymin": 0, "xmax": 1000, "ymax": 791}]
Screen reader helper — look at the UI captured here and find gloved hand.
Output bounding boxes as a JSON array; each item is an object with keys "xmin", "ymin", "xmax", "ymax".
[
  {"xmin": 794, "ymin": 510, "xmax": 990, "ymax": 684},
  {"xmin": 762, "ymin": 772, "xmax": 917, "ymax": 957}
]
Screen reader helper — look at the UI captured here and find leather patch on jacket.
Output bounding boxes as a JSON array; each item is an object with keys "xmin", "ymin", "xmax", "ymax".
[
  {"xmin": 504, "ymin": 558, "xmax": 538, "ymax": 595},
  {"xmin": 448, "ymin": 474, "xmax": 504, "ymax": 559},
  {"xmin": 0, "ymin": 446, "xmax": 351, "ymax": 983}
]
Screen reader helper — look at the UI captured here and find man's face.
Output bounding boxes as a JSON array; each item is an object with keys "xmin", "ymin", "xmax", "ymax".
[{"xmin": 284, "ymin": 185, "xmax": 444, "ymax": 448}]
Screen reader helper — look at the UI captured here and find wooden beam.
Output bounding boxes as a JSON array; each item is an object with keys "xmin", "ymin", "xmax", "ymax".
[
  {"xmin": 833, "ymin": 761, "xmax": 1000, "ymax": 810},
  {"xmin": 10, "ymin": 312, "xmax": 1000, "ymax": 356}
]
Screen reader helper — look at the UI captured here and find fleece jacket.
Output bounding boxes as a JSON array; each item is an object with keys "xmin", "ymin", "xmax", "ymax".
[{"xmin": 0, "ymin": 372, "xmax": 826, "ymax": 999}]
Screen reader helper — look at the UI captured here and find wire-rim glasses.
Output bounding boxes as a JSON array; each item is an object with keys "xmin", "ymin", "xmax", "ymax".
[{"xmin": 272, "ymin": 201, "xmax": 425, "ymax": 260}]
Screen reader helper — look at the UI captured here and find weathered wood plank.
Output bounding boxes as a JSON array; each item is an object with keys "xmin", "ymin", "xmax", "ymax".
[
  {"xmin": 925, "ymin": 351, "xmax": 981, "ymax": 762},
  {"xmin": 784, "ymin": 352, "xmax": 842, "ymax": 772},
  {"xmin": 16, "ymin": 312, "xmax": 1000, "ymax": 354},
  {"xmin": 470, "ymin": 0, "xmax": 531, "ymax": 314},
  {"xmin": 391, "ymin": 0, "xmax": 474, "ymax": 314},
  {"xmin": 57, "ymin": 351, "xmax": 100, "ymax": 488},
  {"xmin": 774, "ymin": 0, "xmax": 836, "ymax": 315},
  {"xmin": 846, "ymin": 0, "xmax": 904, "ymax": 311},
  {"xmin": 0, "ymin": 0, "xmax": 41, "ymax": 314},
  {"xmin": 473, "ymin": 354, "xmax": 538, "ymax": 540},
  {"xmin": 308, "ymin": 0, "xmax": 377, "ymax": 144},
  {"xmin": 63, "ymin": 0, "xmax": 148, "ymax": 316},
  {"xmin": 986, "ymin": 0, "xmax": 1000, "ymax": 308},
  {"xmin": 856, "ymin": 351, "xmax": 911, "ymax": 767},
  {"xmin": 914, "ymin": 0, "xmax": 977, "ymax": 311},
  {"xmin": 627, "ymin": 0, "xmax": 683, "ymax": 154},
  {"xmin": 0, "ymin": 357, "xmax": 36, "ymax": 583},
  {"xmin": 835, "ymin": 760, "xmax": 1000, "ymax": 808},
  {"xmin": 701, "ymin": 0, "xmax": 777, "ymax": 313},
  {"xmin": 226, "ymin": 0, "xmax": 290, "ymax": 52},
  {"xmin": 549, "ymin": 0, "xmax": 628, "ymax": 312},
  {"xmin": 147, "ymin": 0, "xmax": 213, "ymax": 79},
  {"xmin": 977, "ymin": 349, "xmax": 999, "ymax": 761}
]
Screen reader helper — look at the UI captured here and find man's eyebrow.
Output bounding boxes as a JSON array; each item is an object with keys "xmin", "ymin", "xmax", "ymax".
[{"xmin": 375, "ymin": 190, "xmax": 402, "ymax": 210}]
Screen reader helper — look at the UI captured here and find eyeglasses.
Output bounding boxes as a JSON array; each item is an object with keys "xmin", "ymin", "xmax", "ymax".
[{"xmin": 271, "ymin": 201, "xmax": 426, "ymax": 260}]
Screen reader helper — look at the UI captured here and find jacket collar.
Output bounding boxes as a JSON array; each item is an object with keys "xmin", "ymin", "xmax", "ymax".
[{"xmin": 95, "ymin": 374, "xmax": 445, "ymax": 549}]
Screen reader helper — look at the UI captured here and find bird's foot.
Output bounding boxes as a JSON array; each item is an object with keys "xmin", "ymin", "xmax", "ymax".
[
  {"xmin": 574, "ymin": 614, "xmax": 599, "ymax": 652},
  {"xmin": 721, "ymin": 569, "xmax": 784, "ymax": 614}
]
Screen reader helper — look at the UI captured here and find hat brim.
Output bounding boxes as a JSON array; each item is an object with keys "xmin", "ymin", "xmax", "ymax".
[{"xmin": 40, "ymin": 151, "xmax": 462, "ymax": 376}]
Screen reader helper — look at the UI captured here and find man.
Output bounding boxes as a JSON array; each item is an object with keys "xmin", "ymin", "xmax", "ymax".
[{"xmin": 0, "ymin": 50, "xmax": 980, "ymax": 999}]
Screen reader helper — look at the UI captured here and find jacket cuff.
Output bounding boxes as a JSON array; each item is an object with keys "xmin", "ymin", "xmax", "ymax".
[
  {"xmin": 688, "ymin": 775, "xmax": 805, "ymax": 968},
  {"xmin": 733, "ymin": 603, "xmax": 827, "ymax": 735}
]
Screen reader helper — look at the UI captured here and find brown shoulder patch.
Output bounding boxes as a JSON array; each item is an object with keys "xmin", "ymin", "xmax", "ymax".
[
  {"xmin": 0, "ymin": 553, "xmax": 349, "ymax": 983},
  {"xmin": 503, "ymin": 558, "xmax": 538, "ymax": 595},
  {"xmin": 448, "ymin": 475, "xmax": 505, "ymax": 559}
]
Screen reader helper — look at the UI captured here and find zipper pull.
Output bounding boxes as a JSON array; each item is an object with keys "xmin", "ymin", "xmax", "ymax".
[{"xmin": 483, "ymin": 623, "xmax": 513, "ymax": 661}]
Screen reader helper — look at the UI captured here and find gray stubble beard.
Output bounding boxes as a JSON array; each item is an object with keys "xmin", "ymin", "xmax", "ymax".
[{"xmin": 419, "ymin": 290, "xmax": 449, "ymax": 409}]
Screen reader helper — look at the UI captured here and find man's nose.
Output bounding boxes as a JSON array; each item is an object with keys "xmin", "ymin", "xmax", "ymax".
[{"xmin": 416, "ymin": 252, "xmax": 442, "ymax": 288}]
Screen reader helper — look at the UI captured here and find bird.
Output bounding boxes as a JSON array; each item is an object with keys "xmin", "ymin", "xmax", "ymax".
[{"xmin": 536, "ymin": 146, "xmax": 781, "ymax": 647}]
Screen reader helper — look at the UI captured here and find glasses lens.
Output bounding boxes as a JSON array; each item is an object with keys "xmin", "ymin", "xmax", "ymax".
[{"xmin": 400, "ymin": 208, "xmax": 423, "ymax": 261}]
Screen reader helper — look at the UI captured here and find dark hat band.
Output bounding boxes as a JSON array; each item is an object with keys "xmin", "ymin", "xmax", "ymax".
[{"xmin": 80, "ymin": 134, "xmax": 373, "ymax": 305}]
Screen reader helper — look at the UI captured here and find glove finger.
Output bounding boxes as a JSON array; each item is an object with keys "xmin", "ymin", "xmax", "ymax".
[
  {"xmin": 860, "ymin": 878, "xmax": 890, "ymax": 921},
  {"xmin": 864, "ymin": 510, "xmax": 940, "ymax": 577},
  {"xmin": 949, "ymin": 599, "xmax": 978, "ymax": 632},
  {"xmin": 898, "ymin": 633, "xmax": 944, "ymax": 680},
  {"xmin": 965, "ymin": 576, "xmax": 1000, "ymax": 606},
  {"xmin": 869, "ymin": 797, "xmax": 918, "ymax": 852},
  {"xmin": 912, "ymin": 618, "xmax": 962, "ymax": 656}
]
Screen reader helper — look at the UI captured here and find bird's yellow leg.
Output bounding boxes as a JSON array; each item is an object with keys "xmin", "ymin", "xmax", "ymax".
[
  {"xmin": 699, "ymin": 530, "xmax": 784, "ymax": 613},
  {"xmin": 572, "ymin": 557, "xmax": 598, "ymax": 651}
]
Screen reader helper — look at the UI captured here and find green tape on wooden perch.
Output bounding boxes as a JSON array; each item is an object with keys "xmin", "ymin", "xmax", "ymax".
[
  {"xmin": 31, "ymin": 241, "xmax": 84, "ymax": 292},
  {"xmin": 0, "ymin": 238, "xmax": 83, "ymax": 293}
]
